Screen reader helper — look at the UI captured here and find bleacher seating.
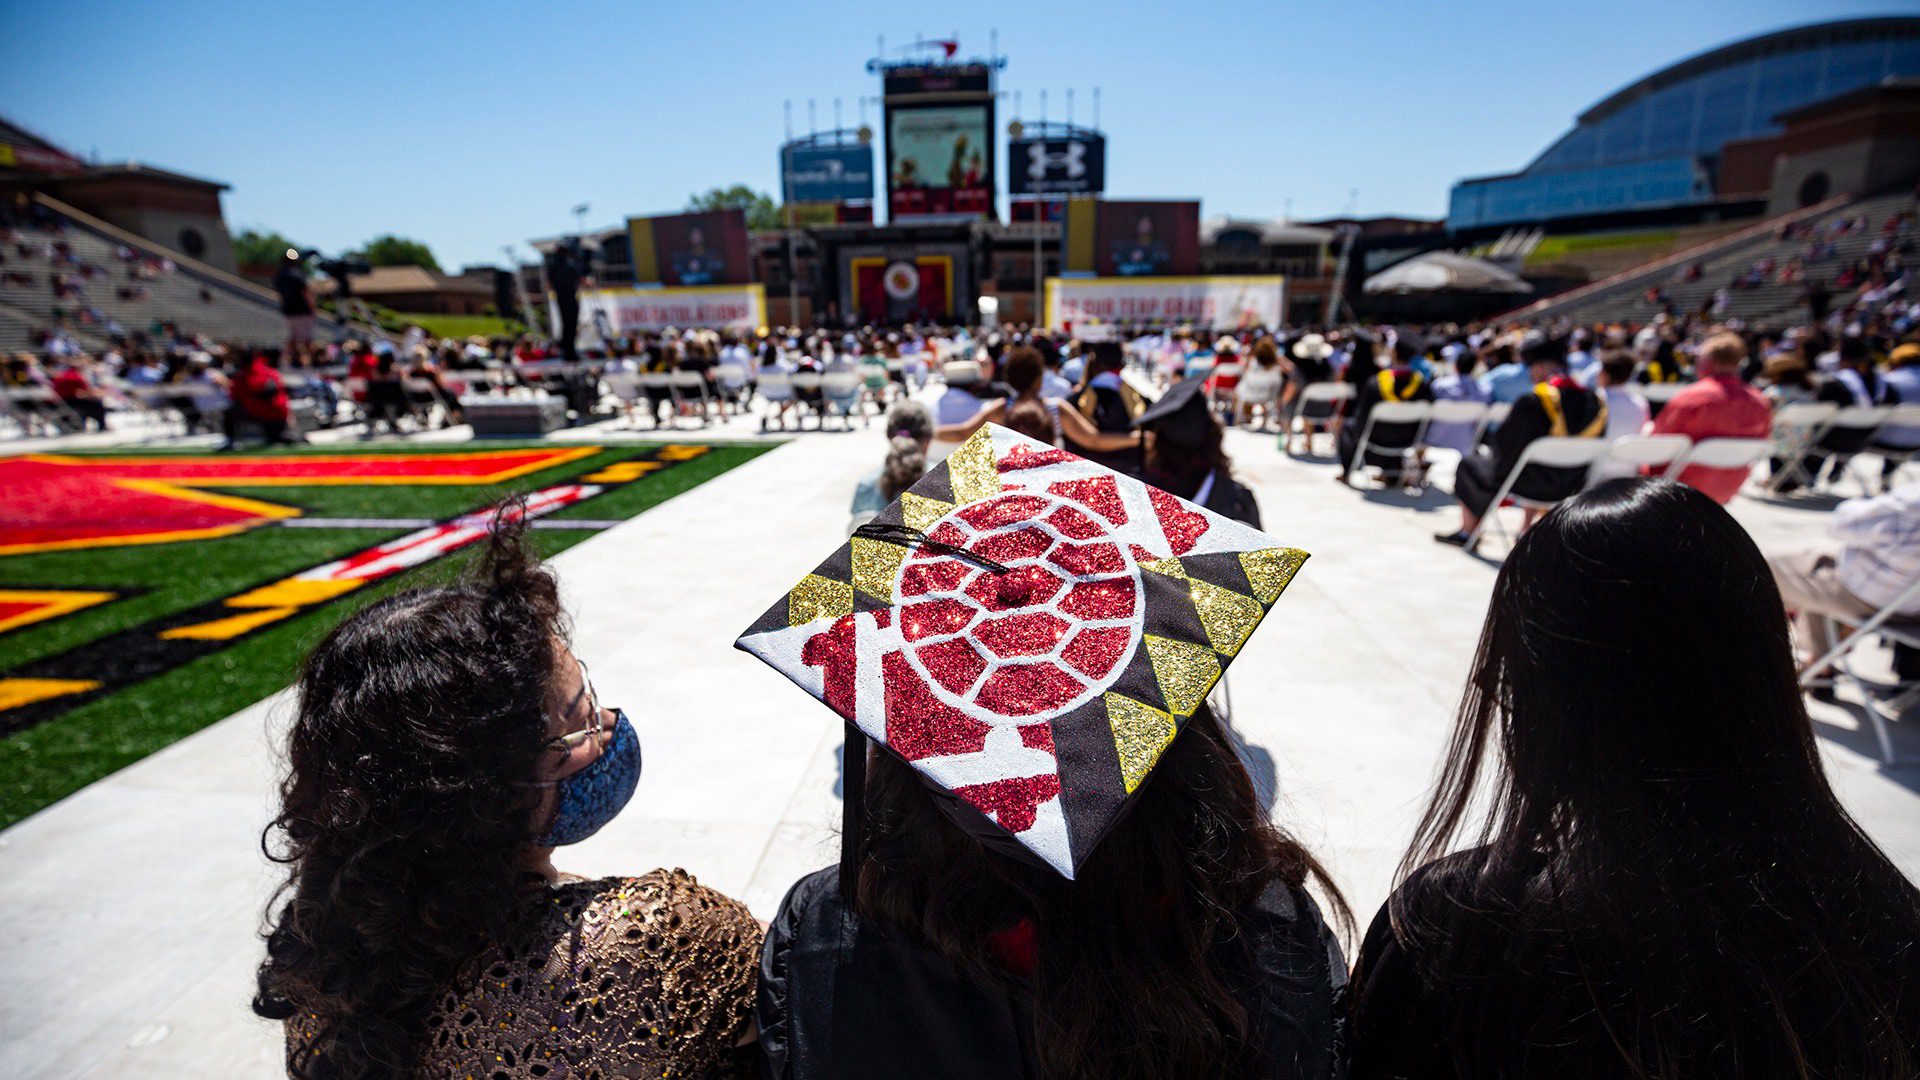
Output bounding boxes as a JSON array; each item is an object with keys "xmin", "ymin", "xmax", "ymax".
[
  {"xmin": 0, "ymin": 194, "xmax": 384, "ymax": 351},
  {"xmin": 1505, "ymin": 190, "xmax": 1916, "ymax": 327}
]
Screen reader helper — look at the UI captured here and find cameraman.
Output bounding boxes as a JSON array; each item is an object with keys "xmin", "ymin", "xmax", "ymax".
[{"xmin": 272, "ymin": 248, "xmax": 317, "ymax": 366}]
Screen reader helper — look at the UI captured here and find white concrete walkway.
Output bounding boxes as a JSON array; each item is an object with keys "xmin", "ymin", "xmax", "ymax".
[{"xmin": 2, "ymin": 422, "xmax": 1914, "ymax": 1079}]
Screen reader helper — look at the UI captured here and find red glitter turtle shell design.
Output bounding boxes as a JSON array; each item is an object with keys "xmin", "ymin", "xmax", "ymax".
[
  {"xmin": 894, "ymin": 490, "xmax": 1144, "ymax": 723},
  {"xmin": 737, "ymin": 425, "xmax": 1302, "ymax": 878}
]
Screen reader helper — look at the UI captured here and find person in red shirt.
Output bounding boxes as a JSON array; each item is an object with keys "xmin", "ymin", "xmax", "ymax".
[
  {"xmin": 1647, "ymin": 332, "xmax": 1771, "ymax": 504},
  {"xmin": 50, "ymin": 357, "xmax": 109, "ymax": 431},
  {"xmin": 221, "ymin": 350, "xmax": 295, "ymax": 449}
]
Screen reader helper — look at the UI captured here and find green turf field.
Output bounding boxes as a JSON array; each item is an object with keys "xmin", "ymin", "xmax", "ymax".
[{"xmin": 0, "ymin": 440, "xmax": 773, "ymax": 827}]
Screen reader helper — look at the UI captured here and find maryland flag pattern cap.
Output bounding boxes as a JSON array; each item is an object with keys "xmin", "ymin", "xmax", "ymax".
[{"xmin": 735, "ymin": 425, "xmax": 1307, "ymax": 879}]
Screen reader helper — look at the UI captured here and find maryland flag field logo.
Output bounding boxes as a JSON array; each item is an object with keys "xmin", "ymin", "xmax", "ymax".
[{"xmin": 0, "ymin": 448, "xmax": 599, "ymax": 555}]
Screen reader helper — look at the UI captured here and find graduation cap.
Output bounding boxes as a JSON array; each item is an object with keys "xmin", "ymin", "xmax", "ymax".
[
  {"xmin": 1132, "ymin": 375, "xmax": 1215, "ymax": 448},
  {"xmin": 735, "ymin": 425, "xmax": 1308, "ymax": 882}
]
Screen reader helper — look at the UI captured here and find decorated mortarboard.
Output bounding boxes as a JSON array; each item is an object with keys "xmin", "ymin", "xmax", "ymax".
[{"xmin": 734, "ymin": 425, "xmax": 1308, "ymax": 880}]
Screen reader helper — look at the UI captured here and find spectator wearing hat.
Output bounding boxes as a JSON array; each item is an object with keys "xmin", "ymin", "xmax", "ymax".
[{"xmin": 1646, "ymin": 332, "xmax": 1771, "ymax": 504}]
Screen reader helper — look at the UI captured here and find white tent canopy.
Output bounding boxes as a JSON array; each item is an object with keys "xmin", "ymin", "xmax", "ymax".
[{"xmin": 1363, "ymin": 251, "xmax": 1533, "ymax": 295}]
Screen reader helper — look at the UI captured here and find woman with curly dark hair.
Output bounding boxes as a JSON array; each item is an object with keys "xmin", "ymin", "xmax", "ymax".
[{"xmin": 254, "ymin": 519, "xmax": 761, "ymax": 1079}]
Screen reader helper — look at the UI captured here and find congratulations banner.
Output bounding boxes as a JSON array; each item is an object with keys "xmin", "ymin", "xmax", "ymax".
[
  {"xmin": 1044, "ymin": 276, "xmax": 1284, "ymax": 332},
  {"xmin": 563, "ymin": 284, "xmax": 766, "ymax": 344}
]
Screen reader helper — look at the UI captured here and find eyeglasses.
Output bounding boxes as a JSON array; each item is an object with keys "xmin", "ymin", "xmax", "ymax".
[{"xmin": 546, "ymin": 658, "xmax": 612, "ymax": 756}]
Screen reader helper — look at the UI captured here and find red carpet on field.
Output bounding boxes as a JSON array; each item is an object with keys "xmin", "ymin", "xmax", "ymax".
[{"xmin": 0, "ymin": 448, "xmax": 597, "ymax": 554}]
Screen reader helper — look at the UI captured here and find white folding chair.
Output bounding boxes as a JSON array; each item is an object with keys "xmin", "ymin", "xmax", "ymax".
[
  {"xmin": 601, "ymin": 371, "xmax": 643, "ymax": 426},
  {"xmin": 1636, "ymin": 382, "xmax": 1685, "ymax": 417},
  {"xmin": 1584, "ymin": 433, "xmax": 1692, "ymax": 488},
  {"xmin": 822, "ymin": 371, "xmax": 864, "ymax": 431},
  {"xmin": 1798, "ymin": 574, "xmax": 1920, "ymax": 764},
  {"xmin": 669, "ymin": 370, "xmax": 713, "ymax": 427},
  {"xmin": 637, "ymin": 372, "xmax": 675, "ymax": 429},
  {"xmin": 1485, "ymin": 401, "xmax": 1513, "ymax": 428},
  {"xmin": 1346, "ymin": 401, "xmax": 1432, "ymax": 489},
  {"xmin": 757, "ymin": 372, "xmax": 794, "ymax": 431},
  {"xmin": 1464, "ymin": 436, "xmax": 1611, "ymax": 552},
  {"xmin": 1815, "ymin": 406, "xmax": 1893, "ymax": 495},
  {"xmin": 1762, "ymin": 402, "xmax": 1840, "ymax": 495},
  {"xmin": 790, "ymin": 372, "xmax": 825, "ymax": 429},
  {"xmin": 1865, "ymin": 403, "xmax": 1920, "ymax": 492},
  {"xmin": 1290, "ymin": 382, "xmax": 1354, "ymax": 453},
  {"xmin": 1665, "ymin": 436, "xmax": 1771, "ymax": 490},
  {"xmin": 1420, "ymin": 400, "xmax": 1491, "ymax": 455}
]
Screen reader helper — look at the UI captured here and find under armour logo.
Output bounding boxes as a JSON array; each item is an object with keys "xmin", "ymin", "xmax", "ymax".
[{"xmin": 1027, "ymin": 140, "xmax": 1087, "ymax": 180}]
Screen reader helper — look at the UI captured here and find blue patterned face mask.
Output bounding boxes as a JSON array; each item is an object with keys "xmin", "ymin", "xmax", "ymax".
[{"xmin": 537, "ymin": 710, "xmax": 641, "ymax": 847}]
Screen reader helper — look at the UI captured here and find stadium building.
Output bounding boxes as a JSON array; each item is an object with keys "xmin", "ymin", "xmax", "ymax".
[{"xmin": 1448, "ymin": 17, "xmax": 1920, "ymax": 235}]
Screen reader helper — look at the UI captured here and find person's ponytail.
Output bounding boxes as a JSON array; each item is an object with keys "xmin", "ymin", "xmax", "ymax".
[{"xmin": 879, "ymin": 434, "xmax": 927, "ymax": 503}]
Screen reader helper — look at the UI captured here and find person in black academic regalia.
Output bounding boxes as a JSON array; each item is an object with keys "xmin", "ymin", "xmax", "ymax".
[
  {"xmin": 1134, "ymin": 375, "xmax": 1264, "ymax": 527},
  {"xmin": 1437, "ymin": 337, "xmax": 1606, "ymax": 548},
  {"xmin": 1338, "ymin": 337, "xmax": 1436, "ymax": 487},
  {"xmin": 1068, "ymin": 341, "xmax": 1148, "ymax": 477}
]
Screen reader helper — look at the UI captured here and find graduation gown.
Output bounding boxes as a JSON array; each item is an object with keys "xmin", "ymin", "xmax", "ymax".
[
  {"xmin": 757, "ymin": 867, "xmax": 1348, "ymax": 1080},
  {"xmin": 1339, "ymin": 368, "xmax": 1436, "ymax": 476},
  {"xmin": 1069, "ymin": 379, "xmax": 1147, "ymax": 477},
  {"xmin": 1454, "ymin": 379, "xmax": 1607, "ymax": 518}
]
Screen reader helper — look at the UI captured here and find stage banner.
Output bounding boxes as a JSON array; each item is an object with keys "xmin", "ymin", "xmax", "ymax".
[
  {"xmin": 1044, "ymin": 276, "xmax": 1284, "ymax": 333},
  {"xmin": 562, "ymin": 284, "xmax": 766, "ymax": 344},
  {"xmin": 781, "ymin": 143, "xmax": 875, "ymax": 204}
]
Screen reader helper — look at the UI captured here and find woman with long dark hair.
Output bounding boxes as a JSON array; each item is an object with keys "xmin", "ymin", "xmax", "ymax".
[
  {"xmin": 1134, "ymin": 375, "xmax": 1263, "ymax": 527},
  {"xmin": 1350, "ymin": 478, "xmax": 1920, "ymax": 1080},
  {"xmin": 745, "ymin": 435, "xmax": 1348, "ymax": 1080},
  {"xmin": 254, "ymin": 520, "xmax": 760, "ymax": 1079},
  {"xmin": 762, "ymin": 705, "xmax": 1348, "ymax": 1080}
]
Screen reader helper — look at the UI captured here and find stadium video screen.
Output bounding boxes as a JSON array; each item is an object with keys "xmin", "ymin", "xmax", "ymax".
[
  {"xmin": 1094, "ymin": 200, "xmax": 1200, "ymax": 277},
  {"xmin": 630, "ymin": 209, "xmax": 751, "ymax": 287},
  {"xmin": 887, "ymin": 104, "xmax": 993, "ymax": 220}
]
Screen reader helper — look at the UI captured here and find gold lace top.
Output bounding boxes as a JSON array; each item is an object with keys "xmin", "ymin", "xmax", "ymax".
[{"xmin": 287, "ymin": 868, "xmax": 761, "ymax": 1079}]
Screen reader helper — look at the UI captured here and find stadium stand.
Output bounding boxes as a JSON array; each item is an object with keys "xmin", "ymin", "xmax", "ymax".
[
  {"xmin": 0, "ymin": 193, "xmax": 386, "ymax": 349},
  {"xmin": 1503, "ymin": 188, "xmax": 1915, "ymax": 326}
]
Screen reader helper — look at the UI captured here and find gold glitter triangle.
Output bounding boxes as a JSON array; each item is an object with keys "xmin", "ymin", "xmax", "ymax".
[
  {"xmin": 945, "ymin": 426, "xmax": 1003, "ymax": 505},
  {"xmin": 787, "ymin": 574, "xmax": 854, "ymax": 627},
  {"xmin": 1105, "ymin": 693, "xmax": 1177, "ymax": 794},
  {"xmin": 1187, "ymin": 578, "xmax": 1263, "ymax": 657},
  {"xmin": 850, "ymin": 537, "xmax": 908, "ymax": 602},
  {"xmin": 1141, "ymin": 557, "xmax": 1189, "ymax": 579},
  {"xmin": 1143, "ymin": 635, "xmax": 1221, "ymax": 718},
  {"xmin": 1238, "ymin": 548, "xmax": 1308, "ymax": 604},
  {"xmin": 899, "ymin": 492, "xmax": 954, "ymax": 534}
]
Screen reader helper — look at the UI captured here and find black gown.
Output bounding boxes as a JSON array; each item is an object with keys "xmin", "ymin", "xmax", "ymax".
[
  {"xmin": 1069, "ymin": 381, "xmax": 1147, "ymax": 478},
  {"xmin": 758, "ymin": 866, "xmax": 1348, "ymax": 1080},
  {"xmin": 1339, "ymin": 369, "xmax": 1436, "ymax": 479},
  {"xmin": 1453, "ymin": 381, "xmax": 1606, "ymax": 518}
]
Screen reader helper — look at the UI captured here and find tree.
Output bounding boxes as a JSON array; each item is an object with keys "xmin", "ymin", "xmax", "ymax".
[
  {"xmin": 686, "ymin": 185, "xmax": 782, "ymax": 231},
  {"xmin": 355, "ymin": 234, "xmax": 442, "ymax": 273},
  {"xmin": 233, "ymin": 228, "xmax": 303, "ymax": 267}
]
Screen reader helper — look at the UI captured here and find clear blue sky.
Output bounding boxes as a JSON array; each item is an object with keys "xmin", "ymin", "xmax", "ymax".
[{"xmin": 2, "ymin": 0, "xmax": 1896, "ymax": 270}]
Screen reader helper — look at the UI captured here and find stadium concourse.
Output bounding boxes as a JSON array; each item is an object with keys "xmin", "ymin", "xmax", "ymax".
[{"xmin": 0, "ymin": 380, "xmax": 1915, "ymax": 1078}]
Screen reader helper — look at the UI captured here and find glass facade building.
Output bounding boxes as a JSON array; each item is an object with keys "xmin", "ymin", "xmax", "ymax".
[{"xmin": 1449, "ymin": 18, "xmax": 1920, "ymax": 230}]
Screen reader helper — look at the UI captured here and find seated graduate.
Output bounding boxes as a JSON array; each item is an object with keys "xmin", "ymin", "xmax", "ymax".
[
  {"xmin": 1337, "ymin": 336, "xmax": 1436, "ymax": 487},
  {"xmin": 1068, "ymin": 341, "xmax": 1149, "ymax": 476},
  {"xmin": 1135, "ymin": 374, "xmax": 1264, "ymax": 528},
  {"xmin": 1436, "ymin": 335, "xmax": 1606, "ymax": 548},
  {"xmin": 1351, "ymin": 479, "xmax": 1920, "ymax": 1080},
  {"xmin": 737, "ymin": 426, "xmax": 1351, "ymax": 1080}
]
